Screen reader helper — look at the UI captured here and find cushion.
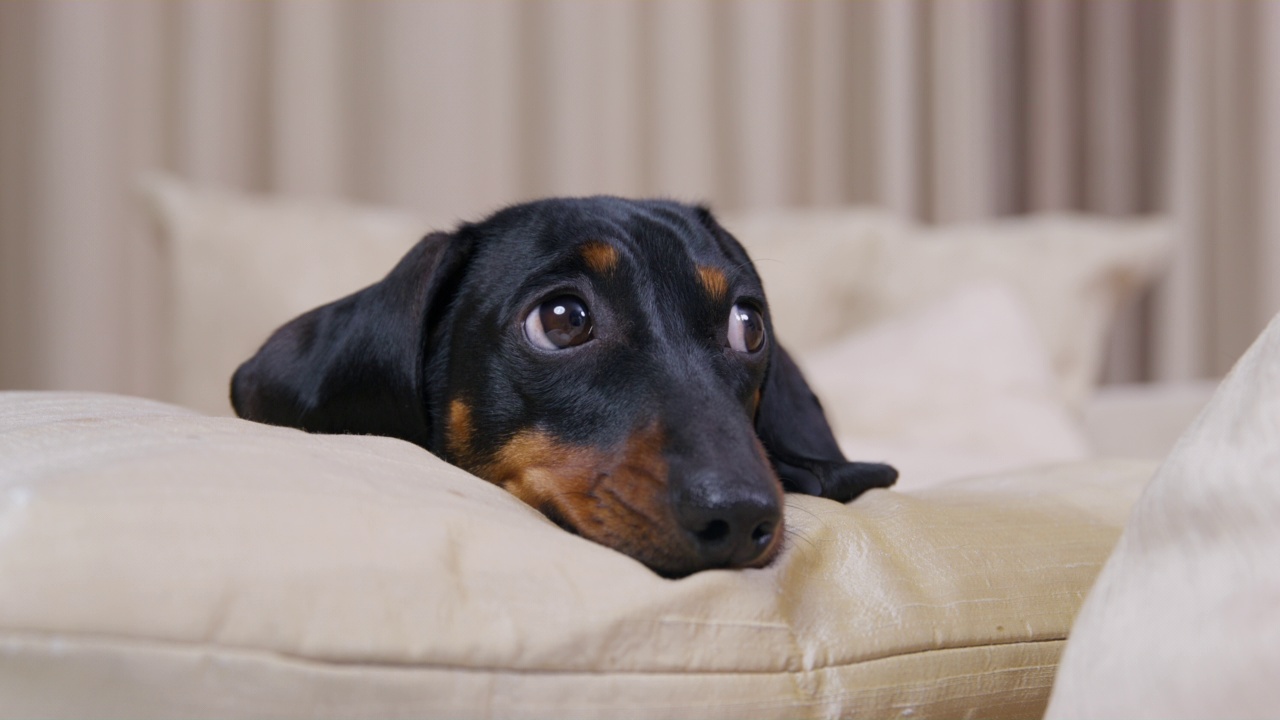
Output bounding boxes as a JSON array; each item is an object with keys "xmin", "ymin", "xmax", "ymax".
[
  {"xmin": 725, "ymin": 210, "xmax": 1172, "ymax": 408},
  {"xmin": 1046, "ymin": 311, "xmax": 1280, "ymax": 719},
  {"xmin": 141, "ymin": 174, "xmax": 437, "ymax": 416},
  {"xmin": 801, "ymin": 284, "xmax": 1091, "ymax": 490},
  {"xmin": 0, "ymin": 392, "xmax": 1154, "ymax": 718},
  {"xmin": 1080, "ymin": 380, "xmax": 1219, "ymax": 461}
]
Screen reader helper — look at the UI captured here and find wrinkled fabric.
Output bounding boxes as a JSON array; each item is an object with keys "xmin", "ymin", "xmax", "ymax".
[
  {"xmin": 1047, "ymin": 312, "xmax": 1280, "ymax": 720},
  {"xmin": 0, "ymin": 392, "xmax": 1153, "ymax": 719}
]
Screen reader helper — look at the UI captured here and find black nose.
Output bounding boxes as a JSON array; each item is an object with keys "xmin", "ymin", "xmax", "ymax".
[{"xmin": 675, "ymin": 472, "xmax": 782, "ymax": 569}]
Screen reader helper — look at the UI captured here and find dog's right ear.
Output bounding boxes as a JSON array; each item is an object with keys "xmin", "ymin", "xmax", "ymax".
[{"xmin": 230, "ymin": 231, "xmax": 470, "ymax": 449}]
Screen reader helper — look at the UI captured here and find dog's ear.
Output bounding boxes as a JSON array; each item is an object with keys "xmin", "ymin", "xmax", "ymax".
[
  {"xmin": 755, "ymin": 344, "xmax": 898, "ymax": 502},
  {"xmin": 230, "ymin": 231, "xmax": 469, "ymax": 449}
]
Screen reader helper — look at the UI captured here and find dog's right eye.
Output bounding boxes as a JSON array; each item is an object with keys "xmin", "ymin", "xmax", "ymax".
[
  {"xmin": 524, "ymin": 296, "xmax": 593, "ymax": 350},
  {"xmin": 728, "ymin": 303, "xmax": 766, "ymax": 354}
]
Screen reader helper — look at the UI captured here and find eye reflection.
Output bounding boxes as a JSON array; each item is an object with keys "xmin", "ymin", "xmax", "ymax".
[
  {"xmin": 728, "ymin": 303, "xmax": 765, "ymax": 353},
  {"xmin": 525, "ymin": 296, "xmax": 593, "ymax": 350}
]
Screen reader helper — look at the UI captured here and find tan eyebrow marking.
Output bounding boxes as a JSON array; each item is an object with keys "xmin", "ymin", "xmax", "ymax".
[
  {"xmin": 580, "ymin": 241, "xmax": 620, "ymax": 275},
  {"xmin": 697, "ymin": 266, "xmax": 729, "ymax": 302}
]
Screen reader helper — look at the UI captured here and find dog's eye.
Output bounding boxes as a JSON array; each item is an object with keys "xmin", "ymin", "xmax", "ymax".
[
  {"xmin": 525, "ymin": 296, "xmax": 593, "ymax": 350},
  {"xmin": 728, "ymin": 303, "xmax": 765, "ymax": 353}
]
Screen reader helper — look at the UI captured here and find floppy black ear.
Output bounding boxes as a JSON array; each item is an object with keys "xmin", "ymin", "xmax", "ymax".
[
  {"xmin": 230, "ymin": 231, "xmax": 468, "ymax": 449},
  {"xmin": 755, "ymin": 344, "xmax": 898, "ymax": 501}
]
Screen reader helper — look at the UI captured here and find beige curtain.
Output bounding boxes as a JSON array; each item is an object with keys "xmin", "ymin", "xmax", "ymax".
[{"xmin": 1, "ymin": 1, "xmax": 1277, "ymax": 398}]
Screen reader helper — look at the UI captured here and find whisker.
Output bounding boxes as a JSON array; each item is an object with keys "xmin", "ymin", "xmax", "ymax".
[{"xmin": 782, "ymin": 527, "xmax": 817, "ymax": 551}]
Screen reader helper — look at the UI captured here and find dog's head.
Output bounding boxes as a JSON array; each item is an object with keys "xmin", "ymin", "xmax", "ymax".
[{"xmin": 231, "ymin": 198, "xmax": 895, "ymax": 577}]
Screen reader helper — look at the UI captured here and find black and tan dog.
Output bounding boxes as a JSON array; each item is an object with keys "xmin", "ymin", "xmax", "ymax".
[{"xmin": 231, "ymin": 197, "xmax": 896, "ymax": 577}]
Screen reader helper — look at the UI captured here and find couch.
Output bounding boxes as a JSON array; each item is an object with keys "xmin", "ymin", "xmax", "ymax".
[{"xmin": 1, "ymin": 179, "xmax": 1273, "ymax": 717}]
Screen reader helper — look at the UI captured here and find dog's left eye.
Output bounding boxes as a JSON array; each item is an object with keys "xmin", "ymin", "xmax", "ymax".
[
  {"xmin": 524, "ymin": 295, "xmax": 593, "ymax": 350},
  {"xmin": 728, "ymin": 303, "xmax": 766, "ymax": 353}
]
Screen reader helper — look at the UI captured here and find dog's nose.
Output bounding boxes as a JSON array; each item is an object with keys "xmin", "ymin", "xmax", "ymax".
[{"xmin": 675, "ymin": 472, "xmax": 782, "ymax": 569}]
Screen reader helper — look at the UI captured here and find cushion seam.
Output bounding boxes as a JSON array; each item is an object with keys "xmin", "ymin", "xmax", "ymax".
[{"xmin": 0, "ymin": 628, "xmax": 1065, "ymax": 676}]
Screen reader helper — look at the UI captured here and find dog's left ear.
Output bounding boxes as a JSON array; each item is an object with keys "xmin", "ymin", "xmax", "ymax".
[
  {"xmin": 755, "ymin": 345, "xmax": 897, "ymax": 502},
  {"xmin": 695, "ymin": 205, "xmax": 896, "ymax": 502},
  {"xmin": 230, "ymin": 230, "xmax": 471, "ymax": 449}
]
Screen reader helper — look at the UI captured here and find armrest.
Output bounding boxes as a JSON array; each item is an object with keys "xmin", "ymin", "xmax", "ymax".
[{"xmin": 1081, "ymin": 380, "xmax": 1219, "ymax": 459}]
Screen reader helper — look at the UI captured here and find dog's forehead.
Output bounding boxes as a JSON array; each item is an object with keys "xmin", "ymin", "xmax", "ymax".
[
  {"xmin": 485, "ymin": 197, "xmax": 726, "ymax": 264},
  {"xmin": 460, "ymin": 197, "xmax": 765, "ymax": 323}
]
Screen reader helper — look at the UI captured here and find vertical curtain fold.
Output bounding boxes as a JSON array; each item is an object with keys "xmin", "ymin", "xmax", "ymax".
[{"xmin": 0, "ymin": 0, "xmax": 1276, "ymax": 396}]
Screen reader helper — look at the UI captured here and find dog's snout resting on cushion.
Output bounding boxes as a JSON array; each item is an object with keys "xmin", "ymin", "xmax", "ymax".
[{"xmin": 230, "ymin": 197, "xmax": 896, "ymax": 576}]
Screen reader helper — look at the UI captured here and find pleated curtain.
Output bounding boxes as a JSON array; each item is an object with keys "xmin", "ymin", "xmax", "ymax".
[{"xmin": 1, "ymin": 1, "xmax": 1277, "ymax": 398}]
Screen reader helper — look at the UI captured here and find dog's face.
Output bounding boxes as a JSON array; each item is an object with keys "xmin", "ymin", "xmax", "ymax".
[
  {"xmin": 437, "ymin": 199, "xmax": 783, "ymax": 574},
  {"xmin": 231, "ymin": 198, "xmax": 895, "ymax": 577}
]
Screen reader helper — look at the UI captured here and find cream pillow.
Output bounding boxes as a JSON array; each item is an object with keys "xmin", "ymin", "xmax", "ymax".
[
  {"xmin": 800, "ymin": 284, "xmax": 1091, "ymax": 490},
  {"xmin": 0, "ymin": 392, "xmax": 1154, "ymax": 719},
  {"xmin": 141, "ymin": 175, "xmax": 440, "ymax": 416},
  {"xmin": 877, "ymin": 215, "xmax": 1170, "ymax": 408},
  {"xmin": 1046, "ymin": 311, "xmax": 1280, "ymax": 719},
  {"xmin": 726, "ymin": 211, "xmax": 1171, "ymax": 408}
]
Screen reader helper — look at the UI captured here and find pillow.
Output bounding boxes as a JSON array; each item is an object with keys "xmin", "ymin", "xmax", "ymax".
[
  {"xmin": 1046, "ymin": 311, "xmax": 1280, "ymax": 719},
  {"xmin": 141, "ymin": 175, "xmax": 440, "ymax": 416},
  {"xmin": 0, "ymin": 392, "xmax": 1154, "ymax": 718},
  {"xmin": 876, "ymin": 215, "xmax": 1171, "ymax": 408},
  {"xmin": 725, "ymin": 210, "xmax": 1171, "ymax": 408},
  {"xmin": 800, "ymin": 284, "xmax": 1091, "ymax": 491}
]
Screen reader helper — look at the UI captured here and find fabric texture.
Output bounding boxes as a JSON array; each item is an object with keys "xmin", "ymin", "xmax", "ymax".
[
  {"xmin": 1046, "ymin": 311, "xmax": 1280, "ymax": 719},
  {"xmin": 0, "ymin": 392, "xmax": 1155, "ymax": 719},
  {"xmin": 800, "ymin": 284, "xmax": 1091, "ymax": 490}
]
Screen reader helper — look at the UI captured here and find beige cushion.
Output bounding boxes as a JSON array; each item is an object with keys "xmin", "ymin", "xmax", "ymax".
[
  {"xmin": 1046, "ymin": 312, "xmax": 1280, "ymax": 719},
  {"xmin": 0, "ymin": 392, "xmax": 1153, "ymax": 718},
  {"xmin": 802, "ymin": 284, "xmax": 1091, "ymax": 490},
  {"xmin": 141, "ymin": 175, "xmax": 437, "ymax": 416},
  {"xmin": 725, "ymin": 210, "xmax": 1171, "ymax": 409}
]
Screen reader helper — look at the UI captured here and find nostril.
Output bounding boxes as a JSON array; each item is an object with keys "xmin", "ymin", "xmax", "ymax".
[
  {"xmin": 750, "ymin": 520, "xmax": 775, "ymax": 547},
  {"xmin": 674, "ymin": 470, "xmax": 782, "ymax": 568},
  {"xmin": 696, "ymin": 519, "xmax": 731, "ymax": 544}
]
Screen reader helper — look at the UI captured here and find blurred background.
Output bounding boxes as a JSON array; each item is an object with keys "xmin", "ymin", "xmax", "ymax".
[{"xmin": 0, "ymin": 0, "xmax": 1277, "ymax": 401}]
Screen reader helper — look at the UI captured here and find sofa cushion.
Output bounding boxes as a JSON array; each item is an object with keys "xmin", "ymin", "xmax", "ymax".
[
  {"xmin": 725, "ymin": 210, "xmax": 1171, "ymax": 409},
  {"xmin": 0, "ymin": 392, "xmax": 1153, "ymax": 718},
  {"xmin": 801, "ymin": 284, "xmax": 1091, "ymax": 490},
  {"xmin": 141, "ymin": 175, "xmax": 433, "ymax": 416},
  {"xmin": 1046, "ymin": 311, "xmax": 1280, "ymax": 719}
]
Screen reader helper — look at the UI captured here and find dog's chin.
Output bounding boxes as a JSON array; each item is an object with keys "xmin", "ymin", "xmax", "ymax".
[
  {"xmin": 575, "ymin": 518, "xmax": 786, "ymax": 579},
  {"xmin": 463, "ymin": 423, "xmax": 786, "ymax": 577}
]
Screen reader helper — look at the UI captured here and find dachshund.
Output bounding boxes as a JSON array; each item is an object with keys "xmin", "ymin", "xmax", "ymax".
[{"xmin": 231, "ymin": 197, "xmax": 896, "ymax": 577}]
